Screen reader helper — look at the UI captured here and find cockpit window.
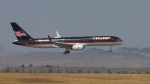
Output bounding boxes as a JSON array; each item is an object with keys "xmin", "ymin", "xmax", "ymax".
[{"xmin": 111, "ymin": 37, "xmax": 121, "ymax": 40}]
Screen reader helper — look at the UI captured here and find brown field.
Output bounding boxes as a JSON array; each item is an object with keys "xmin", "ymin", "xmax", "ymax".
[{"xmin": 0, "ymin": 73, "xmax": 150, "ymax": 84}]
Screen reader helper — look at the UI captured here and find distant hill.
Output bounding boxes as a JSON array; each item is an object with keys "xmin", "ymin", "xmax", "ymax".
[
  {"xmin": 0, "ymin": 46, "xmax": 21, "ymax": 57},
  {"xmin": 0, "ymin": 47, "xmax": 150, "ymax": 68},
  {"xmin": 0, "ymin": 46, "xmax": 24, "ymax": 68}
]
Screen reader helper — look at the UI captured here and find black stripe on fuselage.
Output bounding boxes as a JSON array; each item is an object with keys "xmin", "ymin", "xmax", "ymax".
[
  {"xmin": 34, "ymin": 36, "xmax": 121, "ymax": 40},
  {"xmin": 13, "ymin": 36, "xmax": 123, "ymax": 45}
]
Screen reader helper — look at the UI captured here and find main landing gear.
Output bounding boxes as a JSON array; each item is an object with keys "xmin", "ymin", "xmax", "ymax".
[
  {"xmin": 63, "ymin": 51, "xmax": 70, "ymax": 54},
  {"xmin": 63, "ymin": 48, "xmax": 70, "ymax": 54}
]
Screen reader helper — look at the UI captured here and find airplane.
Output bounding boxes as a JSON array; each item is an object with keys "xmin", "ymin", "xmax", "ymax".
[{"xmin": 10, "ymin": 22, "xmax": 124, "ymax": 54}]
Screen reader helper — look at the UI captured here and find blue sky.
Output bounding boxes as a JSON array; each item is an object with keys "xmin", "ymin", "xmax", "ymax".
[{"xmin": 0, "ymin": 0, "xmax": 150, "ymax": 52}]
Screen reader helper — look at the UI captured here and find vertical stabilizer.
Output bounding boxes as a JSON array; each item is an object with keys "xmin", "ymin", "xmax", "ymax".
[{"xmin": 10, "ymin": 22, "xmax": 33, "ymax": 41}]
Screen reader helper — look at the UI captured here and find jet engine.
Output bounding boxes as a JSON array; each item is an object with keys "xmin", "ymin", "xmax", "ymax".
[{"xmin": 70, "ymin": 44, "xmax": 85, "ymax": 51}]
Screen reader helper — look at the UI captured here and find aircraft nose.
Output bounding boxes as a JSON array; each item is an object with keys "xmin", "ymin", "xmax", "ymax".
[{"xmin": 120, "ymin": 40, "xmax": 124, "ymax": 44}]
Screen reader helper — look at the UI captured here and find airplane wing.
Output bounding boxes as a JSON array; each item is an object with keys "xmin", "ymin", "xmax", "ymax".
[
  {"xmin": 47, "ymin": 35, "xmax": 73, "ymax": 48},
  {"xmin": 54, "ymin": 42, "xmax": 73, "ymax": 48}
]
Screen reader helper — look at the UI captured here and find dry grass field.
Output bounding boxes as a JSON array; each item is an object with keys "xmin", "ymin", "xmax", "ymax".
[{"xmin": 0, "ymin": 73, "xmax": 150, "ymax": 84}]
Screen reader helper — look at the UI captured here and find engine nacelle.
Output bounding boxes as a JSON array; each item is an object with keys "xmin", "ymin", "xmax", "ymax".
[{"xmin": 70, "ymin": 44, "xmax": 85, "ymax": 51}]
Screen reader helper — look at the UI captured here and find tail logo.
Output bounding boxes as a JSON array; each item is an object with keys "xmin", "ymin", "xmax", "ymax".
[{"xmin": 15, "ymin": 31, "xmax": 27, "ymax": 37}]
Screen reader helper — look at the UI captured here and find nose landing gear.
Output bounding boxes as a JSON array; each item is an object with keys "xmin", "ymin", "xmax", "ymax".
[{"xmin": 109, "ymin": 46, "xmax": 112, "ymax": 52}]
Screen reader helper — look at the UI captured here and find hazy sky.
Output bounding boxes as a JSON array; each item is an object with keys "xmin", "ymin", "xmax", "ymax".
[{"xmin": 0, "ymin": 0, "xmax": 150, "ymax": 52}]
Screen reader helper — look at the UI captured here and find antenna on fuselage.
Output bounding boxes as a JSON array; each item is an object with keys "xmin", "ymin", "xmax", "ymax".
[{"xmin": 48, "ymin": 35, "xmax": 52, "ymax": 41}]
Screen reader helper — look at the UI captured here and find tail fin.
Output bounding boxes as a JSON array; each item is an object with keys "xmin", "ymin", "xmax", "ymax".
[{"xmin": 10, "ymin": 22, "xmax": 33, "ymax": 41}]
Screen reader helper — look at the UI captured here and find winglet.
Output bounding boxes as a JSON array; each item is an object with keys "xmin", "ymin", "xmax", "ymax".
[{"xmin": 56, "ymin": 31, "xmax": 61, "ymax": 38}]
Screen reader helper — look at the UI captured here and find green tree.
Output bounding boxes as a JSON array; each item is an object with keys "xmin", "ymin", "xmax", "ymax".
[
  {"xmin": 66, "ymin": 69, "xmax": 69, "ymax": 73},
  {"xmin": 87, "ymin": 70, "xmax": 90, "ymax": 73},
  {"xmin": 108, "ymin": 70, "xmax": 112, "ymax": 74},
  {"xmin": 15, "ymin": 69, "xmax": 19, "ymax": 73},
  {"xmin": 94, "ymin": 70, "xmax": 98, "ymax": 73},
  {"xmin": 29, "ymin": 70, "xmax": 32, "ymax": 73},
  {"xmin": 5, "ymin": 68, "xmax": 10, "ymax": 73},
  {"xmin": 21, "ymin": 64, "xmax": 25, "ymax": 68},
  {"xmin": 117, "ymin": 71, "xmax": 121, "ymax": 74},
  {"xmin": 70, "ymin": 70, "xmax": 73, "ymax": 73},
  {"xmin": 77, "ymin": 69, "xmax": 82, "ymax": 73},
  {"xmin": 49, "ymin": 69, "xmax": 53, "ymax": 73},
  {"xmin": 22, "ymin": 69, "xmax": 24, "ymax": 73},
  {"xmin": 58, "ymin": 69, "xmax": 60, "ymax": 73},
  {"xmin": 146, "ymin": 71, "xmax": 149, "ymax": 74},
  {"xmin": 34, "ymin": 70, "xmax": 37, "ymax": 73},
  {"xmin": 46, "ymin": 65, "xmax": 49, "ymax": 68},
  {"xmin": 57, "ymin": 65, "xmax": 59, "ymax": 68},
  {"xmin": 29, "ymin": 64, "xmax": 33, "ymax": 67}
]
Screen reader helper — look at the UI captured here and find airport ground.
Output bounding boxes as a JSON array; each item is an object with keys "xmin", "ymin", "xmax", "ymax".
[{"xmin": 0, "ymin": 73, "xmax": 150, "ymax": 84}]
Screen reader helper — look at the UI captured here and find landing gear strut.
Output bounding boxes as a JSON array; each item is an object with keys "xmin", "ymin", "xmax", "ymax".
[
  {"xmin": 109, "ymin": 46, "xmax": 112, "ymax": 52},
  {"xmin": 63, "ymin": 48, "xmax": 70, "ymax": 54}
]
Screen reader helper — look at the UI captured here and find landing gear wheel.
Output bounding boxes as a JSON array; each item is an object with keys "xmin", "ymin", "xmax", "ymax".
[
  {"xmin": 63, "ymin": 52, "xmax": 66, "ymax": 54},
  {"xmin": 109, "ymin": 46, "xmax": 112, "ymax": 52},
  {"xmin": 63, "ymin": 51, "xmax": 70, "ymax": 55},
  {"xmin": 67, "ymin": 51, "xmax": 70, "ymax": 53}
]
